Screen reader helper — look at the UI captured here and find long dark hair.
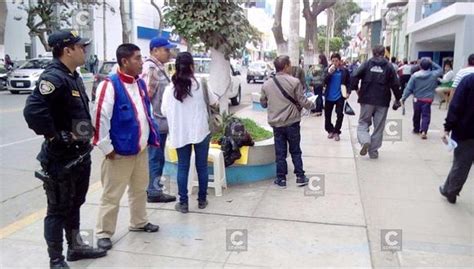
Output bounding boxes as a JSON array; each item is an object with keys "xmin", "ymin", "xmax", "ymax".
[
  {"xmin": 172, "ymin": 52, "xmax": 195, "ymax": 102},
  {"xmin": 319, "ymin": 54, "xmax": 328, "ymax": 68}
]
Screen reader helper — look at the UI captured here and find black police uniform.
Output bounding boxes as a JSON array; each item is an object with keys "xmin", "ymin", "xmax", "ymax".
[{"xmin": 23, "ymin": 30, "xmax": 106, "ymax": 268}]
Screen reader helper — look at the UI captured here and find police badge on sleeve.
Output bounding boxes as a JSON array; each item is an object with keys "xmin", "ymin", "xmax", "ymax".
[{"xmin": 39, "ymin": 80, "xmax": 55, "ymax": 95}]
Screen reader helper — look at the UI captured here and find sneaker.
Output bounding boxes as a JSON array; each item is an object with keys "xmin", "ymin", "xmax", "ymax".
[
  {"xmin": 273, "ymin": 178, "xmax": 287, "ymax": 189},
  {"xmin": 129, "ymin": 223, "xmax": 160, "ymax": 233},
  {"xmin": 334, "ymin": 133, "xmax": 340, "ymax": 141},
  {"xmin": 296, "ymin": 176, "xmax": 309, "ymax": 187},
  {"xmin": 369, "ymin": 151, "xmax": 379, "ymax": 159},
  {"xmin": 175, "ymin": 202, "xmax": 189, "ymax": 213},
  {"xmin": 66, "ymin": 245, "xmax": 107, "ymax": 261},
  {"xmin": 360, "ymin": 143, "xmax": 370, "ymax": 156},
  {"xmin": 147, "ymin": 193, "xmax": 177, "ymax": 203},
  {"xmin": 421, "ymin": 132, "xmax": 427, "ymax": 140},
  {"xmin": 96, "ymin": 238, "xmax": 112, "ymax": 251},
  {"xmin": 198, "ymin": 199, "xmax": 208, "ymax": 209},
  {"xmin": 327, "ymin": 133, "xmax": 335, "ymax": 139}
]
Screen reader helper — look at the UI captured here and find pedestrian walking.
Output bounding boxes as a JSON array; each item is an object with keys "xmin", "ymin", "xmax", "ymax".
[
  {"xmin": 23, "ymin": 30, "xmax": 107, "ymax": 268},
  {"xmin": 260, "ymin": 55, "xmax": 316, "ymax": 189},
  {"xmin": 141, "ymin": 37, "xmax": 177, "ymax": 203},
  {"xmin": 398, "ymin": 59, "xmax": 412, "ymax": 90},
  {"xmin": 401, "ymin": 58, "xmax": 443, "ymax": 139},
  {"xmin": 307, "ymin": 54, "xmax": 328, "ymax": 116},
  {"xmin": 323, "ymin": 53, "xmax": 351, "ymax": 142},
  {"xmin": 161, "ymin": 52, "xmax": 218, "ymax": 213},
  {"xmin": 93, "ymin": 43, "xmax": 160, "ymax": 251},
  {"xmin": 439, "ymin": 73, "xmax": 474, "ymax": 204},
  {"xmin": 350, "ymin": 45, "xmax": 402, "ymax": 159}
]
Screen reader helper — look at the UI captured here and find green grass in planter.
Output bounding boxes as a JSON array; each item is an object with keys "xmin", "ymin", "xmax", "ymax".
[{"xmin": 211, "ymin": 118, "xmax": 273, "ymax": 143}]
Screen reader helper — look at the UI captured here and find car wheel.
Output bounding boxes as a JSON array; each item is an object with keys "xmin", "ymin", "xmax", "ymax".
[
  {"xmin": 231, "ymin": 85, "xmax": 241, "ymax": 106},
  {"xmin": 10, "ymin": 90, "xmax": 19, "ymax": 94}
]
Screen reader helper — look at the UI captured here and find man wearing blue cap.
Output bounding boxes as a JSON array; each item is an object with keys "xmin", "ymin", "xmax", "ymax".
[{"xmin": 142, "ymin": 37, "xmax": 177, "ymax": 203}]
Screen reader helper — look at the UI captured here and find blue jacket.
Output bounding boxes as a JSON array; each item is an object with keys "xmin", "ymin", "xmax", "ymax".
[
  {"xmin": 402, "ymin": 63, "xmax": 443, "ymax": 101},
  {"xmin": 109, "ymin": 73, "xmax": 160, "ymax": 155}
]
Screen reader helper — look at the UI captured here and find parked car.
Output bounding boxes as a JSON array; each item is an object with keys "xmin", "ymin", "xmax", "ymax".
[
  {"xmin": 0, "ymin": 66, "xmax": 8, "ymax": 91},
  {"xmin": 91, "ymin": 61, "xmax": 117, "ymax": 102},
  {"xmin": 193, "ymin": 57, "xmax": 242, "ymax": 106},
  {"xmin": 246, "ymin": 61, "xmax": 274, "ymax": 83},
  {"xmin": 7, "ymin": 57, "xmax": 52, "ymax": 94}
]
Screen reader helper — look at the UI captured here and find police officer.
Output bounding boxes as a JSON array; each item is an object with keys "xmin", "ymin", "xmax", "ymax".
[{"xmin": 23, "ymin": 30, "xmax": 107, "ymax": 268}]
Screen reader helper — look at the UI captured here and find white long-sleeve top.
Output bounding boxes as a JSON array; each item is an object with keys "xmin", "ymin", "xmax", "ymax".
[
  {"xmin": 92, "ymin": 70, "xmax": 150, "ymax": 155},
  {"xmin": 161, "ymin": 78, "xmax": 218, "ymax": 149}
]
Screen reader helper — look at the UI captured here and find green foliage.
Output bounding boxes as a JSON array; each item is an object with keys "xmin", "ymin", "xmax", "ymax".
[
  {"xmin": 211, "ymin": 116, "xmax": 273, "ymax": 144},
  {"xmin": 318, "ymin": 36, "xmax": 343, "ymax": 53},
  {"xmin": 333, "ymin": 0, "xmax": 362, "ymax": 38},
  {"xmin": 164, "ymin": 0, "xmax": 261, "ymax": 59}
]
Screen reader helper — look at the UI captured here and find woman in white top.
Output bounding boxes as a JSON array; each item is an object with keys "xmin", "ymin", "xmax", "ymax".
[{"xmin": 161, "ymin": 52, "xmax": 218, "ymax": 213}]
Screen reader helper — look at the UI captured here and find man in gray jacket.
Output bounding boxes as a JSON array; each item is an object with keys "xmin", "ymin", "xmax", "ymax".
[
  {"xmin": 402, "ymin": 58, "xmax": 443, "ymax": 139},
  {"xmin": 142, "ymin": 37, "xmax": 177, "ymax": 203},
  {"xmin": 260, "ymin": 55, "xmax": 316, "ymax": 188}
]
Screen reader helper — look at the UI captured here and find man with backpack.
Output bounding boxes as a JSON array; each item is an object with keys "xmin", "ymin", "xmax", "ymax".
[{"xmin": 351, "ymin": 45, "xmax": 402, "ymax": 159}]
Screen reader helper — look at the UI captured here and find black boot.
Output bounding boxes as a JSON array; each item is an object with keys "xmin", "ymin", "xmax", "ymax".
[
  {"xmin": 65, "ymin": 230, "xmax": 107, "ymax": 261},
  {"xmin": 47, "ymin": 241, "xmax": 69, "ymax": 269}
]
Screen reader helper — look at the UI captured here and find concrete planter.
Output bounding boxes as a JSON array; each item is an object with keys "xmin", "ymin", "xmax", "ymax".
[{"xmin": 163, "ymin": 137, "xmax": 276, "ymax": 185}]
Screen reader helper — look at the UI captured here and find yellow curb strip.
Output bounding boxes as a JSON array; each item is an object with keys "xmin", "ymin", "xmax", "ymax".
[{"xmin": 0, "ymin": 180, "xmax": 102, "ymax": 239}]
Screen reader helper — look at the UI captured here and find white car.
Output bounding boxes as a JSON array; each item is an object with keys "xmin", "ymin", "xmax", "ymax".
[
  {"xmin": 187, "ymin": 58, "xmax": 243, "ymax": 106},
  {"xmin": 7, "ymin": 57, "xmax": 52, "ymax": 94}
]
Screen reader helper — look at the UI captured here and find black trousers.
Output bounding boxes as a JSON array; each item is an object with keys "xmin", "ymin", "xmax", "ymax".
[
  {"xmin": 272, "ymin": 122, "xmax": 305, "ymax": 180},
  {"xmin": 442, "ymin": 139, "xmax": 474, "ymax": 196},
  {"xmin": 324, "ymin": 97, "xmax": 345, "ymax": 134},
  {"xmin": 43, "ymin": 154, "xmax": 91, "ymax": 250}
]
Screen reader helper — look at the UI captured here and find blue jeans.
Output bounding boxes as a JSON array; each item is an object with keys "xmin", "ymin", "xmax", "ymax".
[
  {"xmin": 273, "ymin": 121, "xmax": 305, "ymax": 180},
  {"xmin": 147, "ymin": 133, "xmax": 167, "ymax": 197},
  {"xmin": 413, "ymin": 100, "xmax": 431, "ymax": 133},
  {"xmin": 176, "ymin": 135, "xmax": 211, "ymax": 203}
]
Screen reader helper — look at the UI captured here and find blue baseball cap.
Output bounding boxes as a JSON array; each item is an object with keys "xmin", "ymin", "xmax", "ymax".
[{"xmin": 150, "ymin": 37, "xmax": 177, "ymax": 50}]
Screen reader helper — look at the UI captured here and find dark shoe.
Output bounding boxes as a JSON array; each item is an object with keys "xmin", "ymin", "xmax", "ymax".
[
  {"xmin": 360, "ymin": 143, "xmax": 370, "ymax": 156},
  {"xmin": 50, "ymin": 258, "xmax": 69, "ymax": 269},
  {"xmin": 274, "ymin": 178, "xmax": 287, "ymax": 189},
  {"xmin": 67, "ymin": 246, "xmax": 107, "ymax": 261},
  {"xmin": 315, "ymin": 112, "xmax": 322, "ymax": 117},
  {"xmin": 147, "ymin": 193, "xmax": 177, "ymax": 203},
  {"xmin": 421, "ymin": 132, "xmax": 427, "ymax": 140},
  {"xmin": 439, "ymin": 186, "xmax": 456, "ymax": 204},
  {"xmin": 412, "ymin": 130, "xmax": 420, "ymax": 134},
  {"xmin": 97, "ymin": 238, "xmax": 112, "ymax": 250},
  {"xmin": 296, "ymin": 176, "xmax": 309, "ymax": 187},
  {"xmin": 198, "ymin": 199, "xmax": 208, "ymax": 209},
  {"xmin": 175, "ymin": 202, "xmax": 189, "ymax": 213},
  {"xmin": 327, "ymin": 133, "xmax": 335, "ymax": 139},
  {"xmin": 129, "ymin": 223, "xmax": 160, "ymax": 233},
  {"xmin": 334, "ymin": 133, "xmax": 341, "ymax": 141},
  {"xmin": 369, "ymin": 151, "xmax": 379, "ymax": 159}
]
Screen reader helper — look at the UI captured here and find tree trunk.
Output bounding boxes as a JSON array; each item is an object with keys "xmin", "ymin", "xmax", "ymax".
[
  {"xmin": 303, "ymin": 16, "xmax": 316, "ymax": 68},
  {"xmin": 271, "ymin": 0, "xmax": 287, "ymax": 55},
  {"xmin": 325, "ymin": 8, "xmax": 334, "ymax": 56},
  {"xmin": 120, "ymin": 0, "xmax": 130, "ymax": 43},
  {"xmin": 151, "ymin": 0, "xmax": 163, "ymax": 35},
  {"xmin": 288, "ymin": 0, "xmax": 300, "ymax": 66},
  {"xmin": 209, "ymin": 47, "xmax": 231, "ymax": 114}
]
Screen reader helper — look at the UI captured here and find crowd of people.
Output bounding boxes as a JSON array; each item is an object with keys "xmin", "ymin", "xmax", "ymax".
[{"xmin": 21, "ymin": 28, "xmax": 473, "ymax": 269}]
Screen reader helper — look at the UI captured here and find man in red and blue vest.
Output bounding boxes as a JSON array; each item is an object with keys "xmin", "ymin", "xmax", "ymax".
[{"xmin": 92, "ymin": 43, "xmax": 160, "ymax": 251}]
